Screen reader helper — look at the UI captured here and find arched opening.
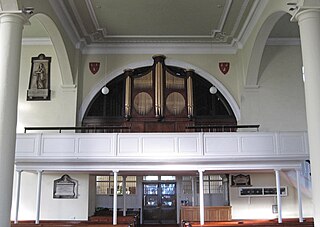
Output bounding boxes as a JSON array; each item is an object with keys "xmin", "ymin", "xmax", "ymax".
[
  {"xmin": 27, "ymin": 13, "xmax": 74, "ymax": 87},
  {"xmin": 82, "ymin": 55, "xmax": 237, "ymax": 132},
  {"xmin": 245, "ymin": 11, "xmax": 288, "ymax": 87}
]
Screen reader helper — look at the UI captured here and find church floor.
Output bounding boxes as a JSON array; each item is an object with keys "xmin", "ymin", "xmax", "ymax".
[{"xmin": 11, "ymin": 218, "xmax": 314, "ymax": 227}]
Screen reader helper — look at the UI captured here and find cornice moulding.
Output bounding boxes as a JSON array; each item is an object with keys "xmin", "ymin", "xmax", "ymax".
[
  {"xmin": 266, "ymin": 38, "xmax": 301, "ymax": 45},
  {"xmin": 22, "ymin": 37, "xmax": 52, "ymax": 45},
  {"xmin": 236, "ymin": 0, "xmax": 269, "ymax": 49},
  {"xmin": 81, "ymin": 43, "xmax": 238, "ymax": 55},
  {"xmin": 48, "ymin": 0, "xmax": 81, "ymax": 46}
]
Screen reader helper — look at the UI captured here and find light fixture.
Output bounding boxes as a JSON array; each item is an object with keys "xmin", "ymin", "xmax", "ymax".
[
  {"xmin": 209, "ymin": 86, "xmax": 217, "ymax": 94},
  {"xmin": 101, "ymin": 86, "xmax": 109, "ymax": 95}
]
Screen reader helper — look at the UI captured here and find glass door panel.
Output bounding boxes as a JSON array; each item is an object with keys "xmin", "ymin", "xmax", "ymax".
[
  {"xmin": 143, "ymin": 182, "xmax": 177, "ymax": 224},
  {"xmin": 160, "ymin": 183, "xmax": 176, "ymax": 224}
]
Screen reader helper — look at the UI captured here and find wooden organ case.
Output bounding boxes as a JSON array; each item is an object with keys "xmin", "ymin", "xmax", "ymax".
[{"xmin": 83, "ymin": 55, "xmax": 236, "ymax": 132}]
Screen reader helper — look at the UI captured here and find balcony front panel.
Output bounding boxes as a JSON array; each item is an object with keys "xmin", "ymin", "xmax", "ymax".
[{"xmin": 15, "ymin": 132, "xmax": 309, "ymax": 163}]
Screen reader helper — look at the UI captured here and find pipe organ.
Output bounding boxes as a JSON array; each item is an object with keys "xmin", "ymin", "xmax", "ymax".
[{"xmin": 83, "ymin": 55, "xmax": 236, "ymax": 132}]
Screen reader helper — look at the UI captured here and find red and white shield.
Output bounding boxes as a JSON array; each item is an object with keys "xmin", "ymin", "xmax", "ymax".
[
  {"xmin": 219, "ymin": 62, "xmax": 230, "ymax": 75},
  {"xmin": 89, "ymin": 62, "xmax": 100, "ymax": 75}
]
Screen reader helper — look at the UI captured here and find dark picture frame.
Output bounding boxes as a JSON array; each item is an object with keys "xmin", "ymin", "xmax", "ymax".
[{"xmin": 27, "ymin": 53, "xmax": 51, "ymax": 101}]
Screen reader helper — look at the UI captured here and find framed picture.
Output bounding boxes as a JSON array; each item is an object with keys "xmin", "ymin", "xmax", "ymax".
[{"xmin": 27, "ymin": 53, "xmax": 51, "ymax": 101}]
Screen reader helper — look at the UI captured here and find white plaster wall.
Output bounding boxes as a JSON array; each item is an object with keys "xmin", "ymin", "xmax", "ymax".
[
  {"xmin": 11, "ymin": 172, "xmax": 89, "ymax": 221},
  {"xmin": 230, "ymin": 173, "xmax": 313, "ymax": 219},
  {"xmin": 240, "ymin": 45, "xmax": 307, "ymax": 131},
  {"xmin": 17, "ymin": 45, "xmax": 77, "ymax": 133}
]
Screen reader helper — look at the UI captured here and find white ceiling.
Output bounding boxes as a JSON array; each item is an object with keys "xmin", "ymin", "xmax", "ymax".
[{"xmin": 20, "ymin": 0, "xmax": 300, "ymax": 52}]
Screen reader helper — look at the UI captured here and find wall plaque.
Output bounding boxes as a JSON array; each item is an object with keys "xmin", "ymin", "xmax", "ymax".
[
  {"xmin": 27, "ymin": 53, "xmax": 51, "ymax": 101},
  {"xmin": 231, "ymin": 174, "xmax": 251, "ymax": 187},
  {"xmin": 53, "ymin": 174, "xmax": 78, "ymax": 199}
]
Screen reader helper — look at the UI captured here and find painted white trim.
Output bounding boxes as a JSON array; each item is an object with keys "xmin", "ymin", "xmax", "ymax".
[
  {"xmin": 78, "ymin": 58, "xmax": 240, "ymax": 123},
  {"xmin": 69, "ymin": 0, "xmax": 91, "ymax": 39},
  {"xmin": 230, "ymin": 0, "xmax": 250, "ymax": 37},
  {"xmin": 32, "ymin": 13, "xmax": 75, "ymax": 86},
  {"xmin": 82, "ymin": 43, "xmax": 237, "ymax": 55},
  {"xmin": 266, "ymin": 37, "xmax": 301, "ymax": 45},
  {"xmin": 211, "ymin": 0, "xmax": 232, "ymax": 38},
  {"xmin": 85, "ymin": 0, "xmax": 108, "ymax": 37},
  {"xmin": 48, "ymin": 0, "xmax": 81, "ymax": 46},
  {"xmin": 22, "ymin": 37, "xmax": 52, "ymax": 45},
  {"xmin": 245, "ymin": 11, "xmax": 286, "ymax": 86},
  {"xmin": 244, "ymin": 85, "xmax": 260, "ymax": 89},
  {"xmin": 233, "ymin": 0, "xmax": 269, "ymax": 49}
]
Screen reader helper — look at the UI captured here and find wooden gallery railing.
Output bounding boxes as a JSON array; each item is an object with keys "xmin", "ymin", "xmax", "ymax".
[
  {"xmin": 24, "ymin": 125, "xmax": 259, "ymax": 133},
  {"xmin": 185, "ymin": 124, "xmax": 260, "ymax": 132},
  {"xmin": 24, "ymin": 126, "xmax": 131, "ymax": 133}
]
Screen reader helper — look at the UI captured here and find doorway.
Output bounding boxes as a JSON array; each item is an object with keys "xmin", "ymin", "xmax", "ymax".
[{"xmin": 143, "ymin": 182, "xmax": 177, "ymax": 224}]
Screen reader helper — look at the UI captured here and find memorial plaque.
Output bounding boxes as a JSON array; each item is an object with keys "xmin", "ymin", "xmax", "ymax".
[
  {"xmin": 231, "ymin": 174, "xmax": 251, "ymax": 187},
  {"xmin": 27, "ymin": 53, "xmax": 51, "ymax": 101},
  {"xmin": 53, "ymin": 174, "xmax": 78, "ymax": 199}
]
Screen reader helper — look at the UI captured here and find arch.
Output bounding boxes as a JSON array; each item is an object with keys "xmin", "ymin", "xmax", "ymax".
[
  {"xmin": 29, "ymin": 13, "xmax": 74, "ymax": 87},
  {"xmin": 245, "ymin": 11, "xmax": 286, "ymax": 87},
  {"xmin": 78, "ymin": 58, "xmax": 240, "ymax": 123}
]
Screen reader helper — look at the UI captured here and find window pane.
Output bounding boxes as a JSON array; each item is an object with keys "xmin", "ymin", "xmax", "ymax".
[
  {"xmin": 182, "ymin": 181, "xmax": 192, "ymax": 194},
  {"xmin": 210, "ymin": 175, "xmax": 222, "ymax": 181},
  {"xmin": 144, "ymin": 176, "xmax": 159, "ymax": 181},
  {"xmin": 96, "ymin": 181, "xmax": 108, "ymax": 194},
  {"xmin": 144, "ymin": 184, "xmax": 158, "ymax": 194},
  {"xmin": 96, "ymin": 176, "xmax": 108, "ymax": 181},
  {"xmin": 182, "ymin": 176, "xmax": 192, "ymax": 181},
  {"xmin": 210, "ymin": 181, "xmax": 223, "ymax": 193},
  {"xmin": 203, "ymin": 181, "xmax": 210, "ymax": 194},
  {"xmin": 126, "ymin": 176, "xmax": 136, "ymax": 181},
  {"xmin": 126, "ymin": 181, "xmax": 136, "ymax": 194},
  {"xmin": 160, "ymin": 176, "xmax": 176, "ymax": 181},
  {"xmin": 161, "ymin": 183, "xmax": 175, "ymax": 195}
]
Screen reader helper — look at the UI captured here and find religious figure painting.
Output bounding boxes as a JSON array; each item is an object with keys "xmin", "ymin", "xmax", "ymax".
[{"xmin": 27, "ymin": 53, "xmax": 51, "ymax": 101}]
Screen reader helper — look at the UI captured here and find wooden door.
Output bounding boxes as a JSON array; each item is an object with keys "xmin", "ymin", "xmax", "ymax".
[{"xmin": 143, "ymin": 183, "xmax": 177, "ymax": 224}]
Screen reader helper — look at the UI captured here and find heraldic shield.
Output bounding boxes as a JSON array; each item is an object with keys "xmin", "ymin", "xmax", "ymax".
[
  {"xmin": 89, "ymin": 62, "xmax": 100, "ymax": 75},
  {"xmin": 219, "ymin": 62, "xmax": 230, "ymax": 75}
]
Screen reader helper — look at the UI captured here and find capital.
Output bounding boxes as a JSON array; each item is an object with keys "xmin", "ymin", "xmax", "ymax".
[{"xmin": 0, "ymin": 12, "xmax": 28, "ymax": 25}]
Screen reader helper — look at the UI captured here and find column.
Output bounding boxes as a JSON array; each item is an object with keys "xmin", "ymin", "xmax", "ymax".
[
  {"xmin": 113, "ymin": 170, "xmax": 119, "ymax": 225},
  {"xmin": 198, "ymin": 170, "xmax": 205, "ymax": 225},
  {"xmin": 14, "ymin": 170, "xmax": 23, "ymax": 224},
  {"xmin": 35, "ymin": 170, "xmax": 43, "ymax": 224},
  {"xmin": 123, "ymin": 176, "xmax": 127, "ymax": 216},
  {"xmin": 0, "ymin": 12, "xmax": 27, "ymax": 227},
  {"xmin": 296, "ymin": 169, "xmax": 303, "ymax": 223},
  {"xmin": 294, "ymin": 8, "xmax": 320, "ymax": 227},
  {"xmin": 191, "ymin": 176, "xmax": 195, "ymax": 206},
  {"xmin": 275, "ymin": 170, "xmax": 282, "ymax": 223}
]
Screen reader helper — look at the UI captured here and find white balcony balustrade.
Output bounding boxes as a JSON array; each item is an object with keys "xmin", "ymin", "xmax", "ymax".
[{"xmin": 15, "ymin": 132, "xmax": 309, "ymax": 171}]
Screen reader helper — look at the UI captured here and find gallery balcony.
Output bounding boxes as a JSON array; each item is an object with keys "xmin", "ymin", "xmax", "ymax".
[{"xmin": 15, "ymin": 129, "xmax": 309, "ymax": 172}]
